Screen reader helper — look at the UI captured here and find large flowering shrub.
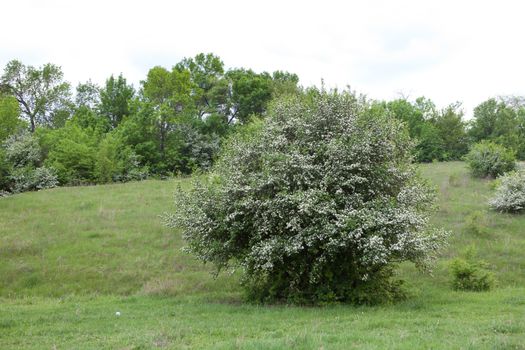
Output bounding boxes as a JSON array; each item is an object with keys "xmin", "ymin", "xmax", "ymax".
[
  {"xmin": 489, "ymin": 171, "xmax": 525, "ymax": 213},
  {"xmin": 464, "ymin": 141, "xmax": 516, "ymax": 178},
  {"xmin": 167, "ymin": 91, "xmax": 447, "ymax": 304}
]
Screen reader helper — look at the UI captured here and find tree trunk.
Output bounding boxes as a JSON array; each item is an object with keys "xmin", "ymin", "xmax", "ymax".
[{"xmin": 30, "ymin": 116, "xmax": 36, "ymax": 133}]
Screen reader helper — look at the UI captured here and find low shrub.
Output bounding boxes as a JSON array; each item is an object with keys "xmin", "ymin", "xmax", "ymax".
[
  {"xmin": 463, "ymin": 211, "xmax": 488, "ymax": 235},
  {"xmin": 449, "ymin": 247, "xmax": 495, "ymax": 291},
  {"xmin": 464, "ymin": 141, "xmax": 516, "ymax": 178},
  {"xmin": 489, "ymin": 171, "xmax": 525, "ymax": 213}
]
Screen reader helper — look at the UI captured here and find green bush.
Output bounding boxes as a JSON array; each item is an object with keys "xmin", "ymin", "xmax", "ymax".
[
  {"xmin": 463, "ymin": 211, "xmax": 488, "ymax": 235},
  {"xmin": 449, "ymin": 247, "xmax": 495, "ymax": 291},
  {"xmin": 94, "ymin": 134, "xmax": 121, "ymax": 183},
  {"xmin": 464, "ymin": 141, "xmax": 516, "ymax": 178},
  {"xmin": 167, "ymin": 91, "xmax": 448, "ymax": 305},
  {"xmin": 95, "ymin": 134, "xmax": 149, "ymax": 183},
  {"xmin": 40, "ymin": 123, "xmax": 98, "ymax": 184}
]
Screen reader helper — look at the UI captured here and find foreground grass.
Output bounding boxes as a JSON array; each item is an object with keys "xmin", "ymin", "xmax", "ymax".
[
  {"xmin": 2, "ymin": 288, "xmax": 524, "ymax": 349},
  {"xmin": 1, "ymin": 162, "xmax": 525, "ymax": 349}
]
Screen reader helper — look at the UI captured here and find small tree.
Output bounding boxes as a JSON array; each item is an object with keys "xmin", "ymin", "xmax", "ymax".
[
  {"xmin": 464, "ymin": 141, "xmax": 516, "ymax": 178},
  {"xmin": 167, "ymin": 91, "xmax": 447, "ymax": 304}
]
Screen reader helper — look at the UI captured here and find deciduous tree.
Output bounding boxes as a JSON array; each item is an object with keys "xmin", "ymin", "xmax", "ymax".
[{"xmin": 0, "ymin": 60, "xmax": 71, "ymax": 132}]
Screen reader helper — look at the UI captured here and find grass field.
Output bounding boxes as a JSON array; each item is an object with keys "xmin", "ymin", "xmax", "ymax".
[{"xmin": 1, "ymin": 162, "xmax": 525, "ymax": 349}]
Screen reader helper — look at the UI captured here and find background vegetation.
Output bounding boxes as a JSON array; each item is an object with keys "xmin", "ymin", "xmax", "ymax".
[{"xmin": 2, "ymin": 54, "xmax": 525, "ymax": 194}]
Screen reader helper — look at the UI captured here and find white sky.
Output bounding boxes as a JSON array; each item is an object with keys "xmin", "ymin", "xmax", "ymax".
[{"xmin": 1, "ymin": 0, "xmax": 524, "ymax": 118}]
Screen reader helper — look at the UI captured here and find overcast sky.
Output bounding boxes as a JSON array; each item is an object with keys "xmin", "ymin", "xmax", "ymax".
[{"xmin": 1, "ymin": 0, "xmax": 524, "ymax": 117}]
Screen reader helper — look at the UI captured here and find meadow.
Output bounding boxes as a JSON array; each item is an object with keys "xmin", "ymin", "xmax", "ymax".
[{"xmin": 1, "ymin": 162, "xmax": 524, "ymax": 349}]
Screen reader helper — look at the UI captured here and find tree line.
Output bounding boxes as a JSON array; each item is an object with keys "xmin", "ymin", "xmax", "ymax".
[{"xmin": 1, "ymin": 53, "xmax": 524, "ymax": 193}]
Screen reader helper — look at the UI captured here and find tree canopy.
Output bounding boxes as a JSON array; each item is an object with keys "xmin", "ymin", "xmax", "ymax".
[{"xmin": 0, "ymin": 60, "xmax": 71, "ymax": 132}]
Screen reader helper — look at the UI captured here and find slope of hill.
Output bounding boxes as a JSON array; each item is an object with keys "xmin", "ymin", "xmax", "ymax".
[{"xmin": 1, "ymin": 162, "xmax": 524, "ymax": 349}]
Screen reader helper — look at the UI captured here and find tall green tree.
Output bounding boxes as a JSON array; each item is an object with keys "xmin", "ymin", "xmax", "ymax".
[
  {"xmin": 433, "ymin": 103, "xmax": 468, "ymax": 160},
  {"xmin": 225, "ymin": 68, "xmax": 273, "ymax": 124},
  {"xmin": 175, "ymin": 53, "xmax": 229, "ymax": 119},
  {"xmin": 386, "ymin": 99, "xmax": 425, "ymax": 138},
  {"xmin": 142, "ymin": 66, "xmax": 194, "ymax": 164},
  {"xmin": 75, "ymin": 80, "xmax": 100, "ymax": 110},
  {"xmin": 175, "ymin": 53, "xmax": 298, "ymax": 126},
  {"xmin": 469, "ymin": 98, "xmax": 525, "ymax": 159},
  {"xmin": 0, "ymin": 60, "xmax": 72, "ymax": 132},
  {"xmin": 386, "ymin": 97, "xmax": 467, "ymax": 162},
  {"xmin": 469, "ymin": 99, "xmax": 507, "ymax": 142},
  {"xmin": 99, "ymin": 74, "xmax": 135, "ymax": 128}
]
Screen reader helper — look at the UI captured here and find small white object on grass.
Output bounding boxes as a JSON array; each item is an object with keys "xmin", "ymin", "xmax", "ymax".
[{"xmin": 115, "ymin": 311, "xmax": 121, "ymax": 317}]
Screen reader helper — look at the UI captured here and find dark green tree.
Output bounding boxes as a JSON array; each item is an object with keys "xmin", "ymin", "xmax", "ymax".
[
  {"xmin": 469, "ymin": 98, "xmax": 525, "ymax": 159},
  {"xmin": 225, "ymin": 68, "xmax": 273, "ymax": 124},
  {"xmin": 386, "ymin": 97, "xmax": 467, "ymax": 162},
  {"xmin": 386, "ymin": 99, "xmax": 425, "ymax": 138},
  {"xmin": 433, "ymin": 103, "xmax": 468, "ymax": 160},
  {"xmin": 99, "ymin": 74, "xmax": 135, "ymax": 128},
  {"xmin": 416, "ymin": 122, "xmax": 444, "ymax": 162}
]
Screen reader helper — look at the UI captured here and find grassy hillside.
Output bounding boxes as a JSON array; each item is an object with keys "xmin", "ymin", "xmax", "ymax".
[
  {"xmin": 0, "ymin": 178, "xmax": 237, "ymax": 298},
  {"xmin": 1, "ymin": 162, "xmax": 524, "ymax": 349}
]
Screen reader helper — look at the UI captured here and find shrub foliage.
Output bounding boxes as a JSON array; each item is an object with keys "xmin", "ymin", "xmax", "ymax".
[
  {"xmin": 167, "ymin": 91, "xmax": 447, "ymax": 304},
  {"xmin": 2, "ymin": 131, "xmax": 58, "ymax": 193},
  {"xmin": 489, "ymin": 171, "xmax": 525, "ymax": 213},
  {"xmin": 464, "ymin": 141, "xmax": 516, "ymax": 178},
  {"xmin": 449, "ymin": 247, "xmax": 495, "ymax": 291},
  {"xmin": 9, "ymin": 166, "xmax": 58, "ymax": 193}
]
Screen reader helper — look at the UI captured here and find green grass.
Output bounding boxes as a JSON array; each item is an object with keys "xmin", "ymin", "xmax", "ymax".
[{"xmin": 1, "ymin": 162, "xmax": 525, "ymax": 349}]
